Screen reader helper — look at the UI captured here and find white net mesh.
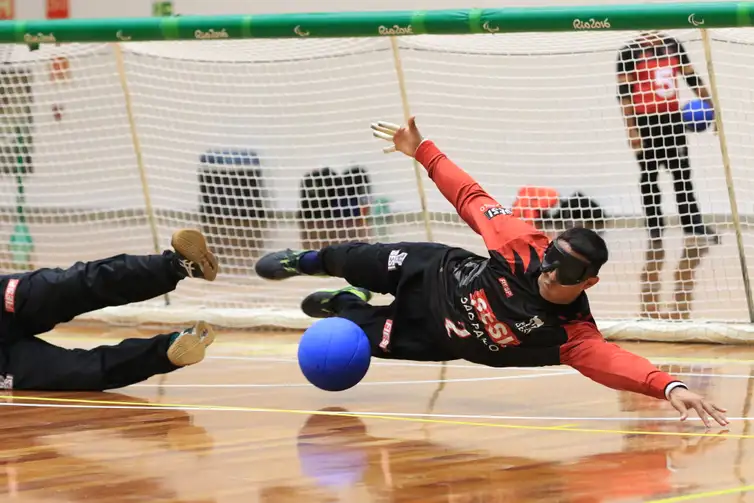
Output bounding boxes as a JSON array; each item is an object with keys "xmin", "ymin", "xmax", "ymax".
[{"xmin": 1, "ymin": 30, "xmax": 754, "ymax": 339}]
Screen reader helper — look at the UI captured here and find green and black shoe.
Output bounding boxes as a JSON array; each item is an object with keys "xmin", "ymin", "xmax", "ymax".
[
  {"xmin": 255, "ymin": 249, "xmax": 313, "ymax": 280},
  {"xmin": 301, "ymin": 286, "xmax": 372, "ymax": 318}
]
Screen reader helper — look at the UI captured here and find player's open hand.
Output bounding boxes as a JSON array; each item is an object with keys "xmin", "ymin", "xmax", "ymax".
[
  {"xmin": 669, "ymin": 387, "xmax": 728, "ymax": 428},
  {"xmin": 371, "ymin": 116, "xmax": 424, "ymax": 157}
]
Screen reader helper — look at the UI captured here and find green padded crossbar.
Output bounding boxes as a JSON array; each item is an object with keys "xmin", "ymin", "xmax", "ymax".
[{"xmin": 2, "ymin": 2, "xmax": 753, "ymax": 44}]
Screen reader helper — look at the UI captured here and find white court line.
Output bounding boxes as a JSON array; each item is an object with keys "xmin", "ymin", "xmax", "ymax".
[
  {"xmin": 0, "ymin": 402, "xmax": 253, "ymax": 412},
  {"xmin": 208, "ymin": 354, "xmax": 754, "ymax": 369},
  {"xmin": 208, "ymin": 356, "xmax": 565, "ymax": 371},
  {"xmin": 300, "ymin": 409, "xmax": 737, "ymax": 423},
  {"xmin": 129, "ymin": 370, "xmax": 753, "ymax": 388},
  {"xmin": 676, "ymin": 372, "xmax": 754, "ymax": 379},
  {"xmin": 131, "ymin": 371, "xmax": 575, "ymax": 388},
  {"xmin": 208, "ymin": 357, "xmax": 754, "ymax": 381},
  {"xmin": 0, "ymin": 401, "xmax": 741, "ymax": 423}
]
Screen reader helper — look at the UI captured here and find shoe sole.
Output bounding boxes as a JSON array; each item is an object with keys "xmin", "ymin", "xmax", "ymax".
[
  {"xmin": 168, "ymin": 320, "xmax": 216, "ymax": 367},
  {"xmin": 172, "ymin": 229, "xmax": 219, "ymax": 281},
  {"xmin": 301, "ymin": 287, "xmax": 372, "ymax": 318},
  {"xmin": 255, "ymin": 249, "xmax": 303, "ymax": 280},
  {"xmin": 301, "ymin": 291, "xmax": 336, "ymax": 318}
]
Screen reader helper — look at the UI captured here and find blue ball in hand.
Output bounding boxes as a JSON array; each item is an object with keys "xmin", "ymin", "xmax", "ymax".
[{"xmin": 682, "ymin": 99, "xmax": 714, "ymax": 132}]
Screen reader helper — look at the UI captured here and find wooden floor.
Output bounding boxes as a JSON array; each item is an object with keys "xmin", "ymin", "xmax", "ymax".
[{"xmin": 2, "ymin": 325, "xmax": 754, "ymax": 502}]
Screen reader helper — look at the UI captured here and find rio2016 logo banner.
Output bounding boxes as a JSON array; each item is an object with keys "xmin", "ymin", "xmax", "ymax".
[
  {"xmin": 572, "ymin": 18, "xmax": 611, "ymax": 30},
  {"xmin": 572, "ymin": 12, "xmax": 707, "ymax": 31}
]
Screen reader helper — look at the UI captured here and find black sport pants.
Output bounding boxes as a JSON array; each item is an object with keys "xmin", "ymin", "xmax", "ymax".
[
  {"xmin": 0, "ymin": 252, "xmax": 185, "ymax": 391},
  {"xmin": 319, "ymin": 241, "xmax": 456, "ymax": 362},
  {"xmin": 636, "ymin": 111, "xmax": 704, "ymax": 239}
]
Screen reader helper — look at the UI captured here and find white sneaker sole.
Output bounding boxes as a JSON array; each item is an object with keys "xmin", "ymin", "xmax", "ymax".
[
  {"xmin": 171, "ymin": 229, "xmax": 219, "ymax": 281},
  {"xmin": 167, "ymin": 321, "xmax": 216, "ymax": 367}
]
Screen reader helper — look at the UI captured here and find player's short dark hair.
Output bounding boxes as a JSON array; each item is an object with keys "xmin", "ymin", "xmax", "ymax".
[{"xmin": 556, "ymin": 226, "xmax": 609, "ymax": 275}]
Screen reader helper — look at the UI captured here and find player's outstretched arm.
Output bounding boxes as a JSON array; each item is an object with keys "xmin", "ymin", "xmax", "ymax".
[
  {"xmin": 371, "ymin": 117, "xmax": 545, "ymax": 251},
  {"xmin": 560, "ymin": 322, "xmax": 728, "ymax": 428}
]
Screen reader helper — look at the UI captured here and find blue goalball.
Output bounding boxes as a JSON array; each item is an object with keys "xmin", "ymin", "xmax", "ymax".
[
  {"xmin": 682, "ymin": 99, "xmax": 714, "ymax": 132},
  {"xmin": 298, "ymin": 317, "xmax": 372, "ymax": 392}
]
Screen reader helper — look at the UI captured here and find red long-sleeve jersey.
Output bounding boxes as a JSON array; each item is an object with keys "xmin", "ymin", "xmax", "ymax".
[{"xmin": 415, "ymin": 140, "xmax": 683, "ymax": 400}]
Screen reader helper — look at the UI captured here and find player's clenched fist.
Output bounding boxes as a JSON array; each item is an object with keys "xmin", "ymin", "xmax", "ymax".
[{"xmin": 371, "ymin": 116, "xmax": 424, "ymax": 157}]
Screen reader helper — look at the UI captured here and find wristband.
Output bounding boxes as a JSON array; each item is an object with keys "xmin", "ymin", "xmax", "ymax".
[
  {"xmin": 665, "ymin": 381, "xmax": 688, "ymax": 400},
  {"xmin": 413, "ymin": 138, "xmax": 429, "ymax": 156}
]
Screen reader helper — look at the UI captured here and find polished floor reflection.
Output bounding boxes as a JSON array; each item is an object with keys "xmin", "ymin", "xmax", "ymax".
[{"xmin": 0, "ymin": 324, "xmax": 752, "ymax": 502}]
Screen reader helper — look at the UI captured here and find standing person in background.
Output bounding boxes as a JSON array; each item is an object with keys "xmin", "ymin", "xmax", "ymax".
[{"xmin": 616, "ymin": 31, "xmax": 718, "ymax": 319}]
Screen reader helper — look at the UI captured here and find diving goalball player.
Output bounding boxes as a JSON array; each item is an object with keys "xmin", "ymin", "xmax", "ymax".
[
  {"xmin": 256, "ymin": 118, "xmax": 727, "ymax": 428},
  {"xmin": 0, "ymin": 229, "xmax": 218, "ymax": 391}
]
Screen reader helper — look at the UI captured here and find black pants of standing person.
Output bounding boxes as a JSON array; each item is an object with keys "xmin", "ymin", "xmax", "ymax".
[{"xmin": 636, "ymin": 111, "xmax": 706, "ymax": 240}]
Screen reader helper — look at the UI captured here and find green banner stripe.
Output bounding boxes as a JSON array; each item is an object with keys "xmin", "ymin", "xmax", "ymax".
[
  {"xmin": 161, "ymin": 16, "xmax": 180, "ymax": 40},
  {"xmin": 410, "ymin": 10, "xmax": 427, "ymax": 34},
  {"xmin": 737, "ymin": 2, "xmax": 753, "ymax": 27},
  {"xmin": 468, "ymin": 9, "xmax": 483, "ymax": 33},
  {"xmin": 14, "ymin": 20, "xmax": 26, "ymax": 44},
  {"xmin": 241, "ymin": 15, "xmax": 253, "ymax": 38}
]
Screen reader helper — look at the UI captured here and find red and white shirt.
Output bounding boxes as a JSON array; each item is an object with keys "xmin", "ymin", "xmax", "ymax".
[{"xmin": 617, "ymin": 36, "xmax": 691, "ymax": 115}]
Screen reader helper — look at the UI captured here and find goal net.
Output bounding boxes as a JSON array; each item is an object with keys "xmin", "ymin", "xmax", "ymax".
[{"xmin": 1, "ymin": 24, "xmax": 754, "ymax": 341}]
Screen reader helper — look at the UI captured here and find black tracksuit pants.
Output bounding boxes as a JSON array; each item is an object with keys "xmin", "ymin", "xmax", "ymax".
[
  {"xmin": 0, "ymin": 251, "xmax": 185, "ymax": 391},
  {"xmin": 636, "ymin": 111, "xmax": 704, "ymax": 239},
  {"xmin": 319, "ymin": 241, "xmax": 456, "ymax": 362}
]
